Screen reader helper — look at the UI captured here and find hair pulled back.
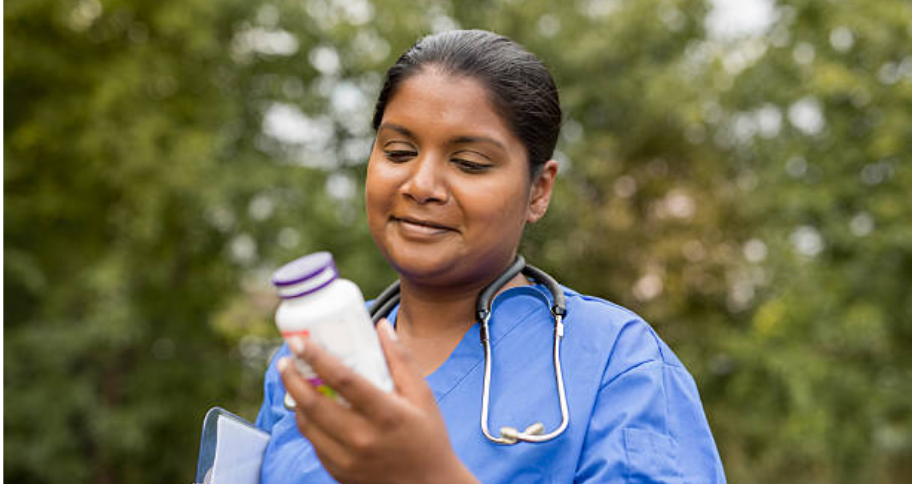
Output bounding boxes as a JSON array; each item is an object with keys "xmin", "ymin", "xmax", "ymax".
[{"xmin": 372, "ymin": 30, "xmax": 562, "ymax": 177}]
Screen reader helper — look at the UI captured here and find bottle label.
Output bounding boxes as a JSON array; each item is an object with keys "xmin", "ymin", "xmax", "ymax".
[
  {"xmin": 290, "ymin": 356, "xmax": 338, "ymax": 399},
  {"xmin": 281, "ymin": 325, "xmax": 334, "ymax": 397},
  {"xmin": 281, "ymin": 329, "xmax": 311, "ymax": 339},
  {"xmin": 274, "ymin": 277, "xmax": 393, "ymax": 398}
]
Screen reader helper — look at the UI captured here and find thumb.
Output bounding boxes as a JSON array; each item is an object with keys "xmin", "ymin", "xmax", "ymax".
[{"xmin": 376, "ymin": 318, "xmax": 428, "ymax": 401}]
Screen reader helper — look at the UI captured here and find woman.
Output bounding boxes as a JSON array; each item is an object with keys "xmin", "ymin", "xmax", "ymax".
[{"xmin": 256, "ymin": 30, "xmax": 727, "ymax": 484}]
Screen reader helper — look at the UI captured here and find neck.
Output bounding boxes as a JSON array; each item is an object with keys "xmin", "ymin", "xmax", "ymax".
[
  {"xmin": 394, "ymin": 269, "xmax": 528, "ymax": 343},
  {"xmin": 396, "ymin": 279, "xmax": 479, "ymax": 338},
  {"xmin": 394, "ymin": 270, "xmax": 528, "ymax": 377}
]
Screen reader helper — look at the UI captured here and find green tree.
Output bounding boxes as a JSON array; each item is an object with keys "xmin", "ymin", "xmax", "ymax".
[
  {"xmin": 3, "ymin": 0, "xmax": 383, "ymax": 481},
  {"xmin": 702, "ymin": 1, "xmax": 912, "ymax": 482}
]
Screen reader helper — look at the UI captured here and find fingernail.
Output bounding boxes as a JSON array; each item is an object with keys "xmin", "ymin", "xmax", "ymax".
[
  {"xmin": 380, "ymin": 318, "xmax": 398, "ymax": 341},
  {"xmin": 278, "ymin": 357, "xmax": 289, "ymax": 372},
  {"xmin": 289, "ymin": 336, "xmax": 305, "ymax": 355},
  {"xmin": 283, "ymin": 392, "xmax": 297, "ymax": 410}
]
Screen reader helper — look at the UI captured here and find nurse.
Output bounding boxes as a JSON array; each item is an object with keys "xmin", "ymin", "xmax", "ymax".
[{"xmin": 256, "ymin": 29, "xmax": 727, "ymax": 483}]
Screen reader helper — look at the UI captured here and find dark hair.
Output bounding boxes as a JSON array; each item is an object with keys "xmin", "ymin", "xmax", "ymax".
[{"xmin": 372, "ymin": 30, "xmax": 562, "ymax": 177}]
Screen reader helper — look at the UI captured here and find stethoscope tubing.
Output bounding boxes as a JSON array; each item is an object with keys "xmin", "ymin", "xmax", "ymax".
[{"xmin": 370, "ymin": 255, "xmax": 570, "ymax": 445}]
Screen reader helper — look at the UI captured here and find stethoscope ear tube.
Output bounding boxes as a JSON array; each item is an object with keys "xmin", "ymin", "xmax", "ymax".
[
  {"xmin": 476, "ymin": 255, "xmax": 526, "ymax": 323},
  {"xmin": 370, "ymin": 280, "xmax": 400, "ymax": 324},
  {"xmin": 521, "ymin": 263, "xmax": 566, "ymax": 320}
]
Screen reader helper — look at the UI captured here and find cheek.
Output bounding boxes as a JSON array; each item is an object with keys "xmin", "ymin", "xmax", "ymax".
[
  {"xmin": 365, "ymin": 172, "xmax": 388, "ymax": 231},
  {"xmin": 365, "ymin": 160, "xmax": 393, "ymax": 211},
  {"xmin": 461, "ymin": 181, "xmax": 530, "ymax": 231}
]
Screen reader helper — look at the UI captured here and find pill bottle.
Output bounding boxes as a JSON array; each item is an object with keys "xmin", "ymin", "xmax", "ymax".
[{"xmin": 272, "ymin": 252, "xmax": 394, "ymax": 402}]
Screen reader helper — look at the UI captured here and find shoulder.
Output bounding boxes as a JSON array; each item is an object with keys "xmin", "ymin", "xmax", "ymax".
[{"xmin": 561, "ymin": 287, "xmax": 686, "ymax": 384}]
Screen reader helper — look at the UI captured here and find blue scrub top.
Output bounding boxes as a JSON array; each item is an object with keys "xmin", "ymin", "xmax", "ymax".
[{"xmin": 256, "ymin": 285, "xmax": 727, "ymax": 483}]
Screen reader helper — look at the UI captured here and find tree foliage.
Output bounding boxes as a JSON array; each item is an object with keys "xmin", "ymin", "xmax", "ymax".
[{"xmin": 5, "ymin": 0, "xmax": 911, "ymax": 483}]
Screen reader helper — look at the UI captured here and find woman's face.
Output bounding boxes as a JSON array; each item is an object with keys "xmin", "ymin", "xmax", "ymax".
[{"xmin": 366, "ymin": 69, "xmax": 556, "ymax": 288}]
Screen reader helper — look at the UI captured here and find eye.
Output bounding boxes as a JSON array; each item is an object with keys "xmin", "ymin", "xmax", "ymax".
[
  {"xmin": 451, "ymin": 150, "xmax": 493, "ymax": 174},
  {"xmin": 384, "ymin": 149, "xmax": 416, "ymax": 163},
  {"xmin": 452, "ymin": 158, "xmax": 492, "ymax": 174}
]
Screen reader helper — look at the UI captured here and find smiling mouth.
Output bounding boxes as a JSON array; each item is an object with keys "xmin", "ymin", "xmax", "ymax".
[{"xmin": 393, "ymin": 216, "xmax": 455, "ymax": 235}]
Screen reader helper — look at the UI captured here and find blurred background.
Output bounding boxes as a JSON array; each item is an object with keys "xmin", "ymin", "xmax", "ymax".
[{"xmin": 4, "ymin": 0, "xmax": 911, "ymax": 482}]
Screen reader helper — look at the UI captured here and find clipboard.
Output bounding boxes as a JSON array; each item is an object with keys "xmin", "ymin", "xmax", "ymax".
[{"xmin": 195, "ymin": 407, "xmax": 271, "ymax": 484}]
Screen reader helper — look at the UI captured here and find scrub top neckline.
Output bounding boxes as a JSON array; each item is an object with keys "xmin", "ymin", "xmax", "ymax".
[{"xmin": 383, "ymin": 283, "xmax": 556, "ymax": 402}]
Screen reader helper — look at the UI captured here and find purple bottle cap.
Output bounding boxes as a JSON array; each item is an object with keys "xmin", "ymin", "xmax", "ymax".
[{"xmin": 272, "ymin": 252, "xmax": 338, "ymax": 299}]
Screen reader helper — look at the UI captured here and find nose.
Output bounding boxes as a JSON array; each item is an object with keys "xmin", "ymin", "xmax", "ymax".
[{"xmin": 400, "ymin": 154, "xmax": 448, "ymax": 205}]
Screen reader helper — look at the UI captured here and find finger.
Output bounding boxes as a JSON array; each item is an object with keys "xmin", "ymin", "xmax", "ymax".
[
  {"xmin": 278, "ymin": 357, "xmax": 372, "ymax": 441},
  {"xmin": 292, "ymin": 409, "xmax": 351, "ymax": 471},
  {"xmin": 287, "ymin": 338, "xmax": 396, "ymax": 421},
  {"xmin": 376, "ymin": 319, "xmax": 430, "ymax": 401},
  {"xmin": 293, "ymin": 409, "xmax": 368, "ymax": 483}
]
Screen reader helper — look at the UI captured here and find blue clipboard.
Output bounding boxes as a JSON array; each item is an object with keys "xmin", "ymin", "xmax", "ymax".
[{"xmin": 195, "ymin": 407, "xmax": 271, "ymax": 484}]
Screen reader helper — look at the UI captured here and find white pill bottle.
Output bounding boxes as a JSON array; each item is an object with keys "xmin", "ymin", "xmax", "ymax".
[{"xmin": 272, "ymin": 252, "xmax": 394, "ymax": 399}]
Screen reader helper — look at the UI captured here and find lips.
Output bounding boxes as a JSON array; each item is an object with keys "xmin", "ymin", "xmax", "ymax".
[
  {"xmin": 394, "ymin": 216, "xmax": 453, "ymax": 230},
  {"xmin": 392, "ymin": 216, "xmax": 456, "ymax": 238}
]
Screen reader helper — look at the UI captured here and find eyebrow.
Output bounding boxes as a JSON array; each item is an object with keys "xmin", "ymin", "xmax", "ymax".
[
  {"xmin": 378, "ymin": 123, "xmax": 507, "ymax": 151},
  {"xmin": 452, "ymin": 135, "xmax": 506, "ymax": 151},
  {"xmin": 378, "ymin": 123, "xmax": 416, "ymax": 139}
]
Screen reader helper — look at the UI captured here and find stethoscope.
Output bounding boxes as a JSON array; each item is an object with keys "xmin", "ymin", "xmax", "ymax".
[{"xmin": 370, "ymin": 255, "xmax": 570, "ymax": 445}]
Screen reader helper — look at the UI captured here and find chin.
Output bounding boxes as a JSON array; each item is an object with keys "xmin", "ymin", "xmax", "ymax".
[
  {"xmin": 370, "ymin": 225, "xmax": 457, "ymax": 282},
  {"xmin": 384, "ymin": 246, "xmax": 463, "ymax": 284}
]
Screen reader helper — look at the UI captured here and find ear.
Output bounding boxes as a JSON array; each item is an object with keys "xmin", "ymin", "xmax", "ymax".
[{"xmin": 527, "ymin": 159, "xmax": 559, "ymax": 223}]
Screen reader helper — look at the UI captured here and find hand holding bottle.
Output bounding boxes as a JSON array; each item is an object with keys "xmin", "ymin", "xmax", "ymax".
[{"xmin": 278, "ymin": 319, "xmax": 480, "ymax": 484}]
